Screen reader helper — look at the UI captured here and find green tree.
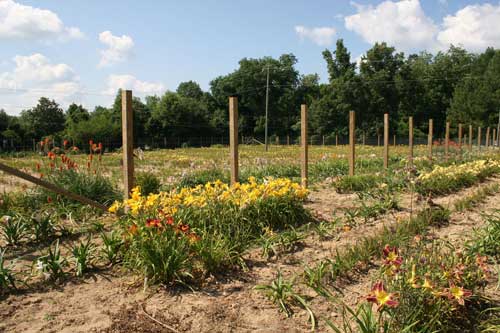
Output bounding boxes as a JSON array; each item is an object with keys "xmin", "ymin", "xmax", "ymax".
[{"xmin": 20, "ymin": 97, "xmax": 65, "ymax": 140}]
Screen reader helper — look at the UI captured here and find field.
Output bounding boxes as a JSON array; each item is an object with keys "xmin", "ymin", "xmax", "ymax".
[{"xmin": 0, "ymin": 143, "xmax": 500, "ymax": 332}]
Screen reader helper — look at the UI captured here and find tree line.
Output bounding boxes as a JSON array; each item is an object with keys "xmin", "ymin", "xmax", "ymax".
[{"xmin": 1, "ymin": 40, "xmax": 499, "ymax": 148}]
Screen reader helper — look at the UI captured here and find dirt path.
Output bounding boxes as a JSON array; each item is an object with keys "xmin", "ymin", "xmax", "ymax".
[{"xmin": 1, "ymin": 179, "xmax": 500, "ymax": 333}]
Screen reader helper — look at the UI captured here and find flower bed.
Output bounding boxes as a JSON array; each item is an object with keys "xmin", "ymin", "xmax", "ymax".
[
  {"xmin": 109, "ymin": 178, "xmax": 310, "ymax": 285},
  {"xmin": 416, "ymin": 159, "xmax": 500, "ymax": 195}
]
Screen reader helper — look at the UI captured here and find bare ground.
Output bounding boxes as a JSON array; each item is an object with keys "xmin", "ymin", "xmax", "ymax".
[{"xmin": 1, "ymin": 178, "xmax": 500, "ymax": 333}]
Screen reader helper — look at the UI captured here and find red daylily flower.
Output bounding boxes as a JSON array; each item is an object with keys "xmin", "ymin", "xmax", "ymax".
[{"xmin": 367, "ymin": 281, "xmax": 399, "ymax": 310}]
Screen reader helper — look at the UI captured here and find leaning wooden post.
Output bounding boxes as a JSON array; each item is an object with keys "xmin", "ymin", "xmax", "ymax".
[
  {"xmin": 229, "ymin": 96, "xmax": 239, "ymax": 185},
  {"xmin": 458, "ymin": 123, "xmax": 463, "ymax": 153},
  {"xmin": 469, "ymin": 125, "xmax": 473, "ymax": 152},
  {"xmin": 445, "ymin": 121, "xmax": 450, "ymax": 161},
  {"xmin": 121, "ymin": 90, "xmax": 134, "ymax": 199},
  {"xmin": 477, "ymin": 126, "xmax": 482, "ymax": 151},
  {"xmin": 349, "ymin": 111, "xmax": 355, "ymax": 176},
  {"xmin": 486, "ymin": 127, "xmax": 490, "ymax": 148},
  {"xmin": 428, "ymin": 119, "xmax": 433, "ymax": 160},
  {"xmin": 408, "ymin": 116, "xmax": 414, "ymax": 166},
  {"xmin": 383, "ymin": 113, "xmax": 389, "ymax": 169},
  {"xmin": 301, "ymin": 104, "xmax": 308, "ymax": 188}
]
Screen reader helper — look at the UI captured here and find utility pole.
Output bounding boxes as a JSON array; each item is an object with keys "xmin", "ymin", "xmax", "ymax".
[{"xmin": 264, "ymin": 65, "xmax": 270, "ymax": 152}]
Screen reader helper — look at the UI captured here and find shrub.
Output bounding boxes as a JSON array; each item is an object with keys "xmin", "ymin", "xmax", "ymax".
[{"xmin": 135, "ymin": 172, "xmax": 161, "ymax": 195}]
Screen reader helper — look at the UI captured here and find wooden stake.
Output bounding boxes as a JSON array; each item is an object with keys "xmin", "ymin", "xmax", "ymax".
[
  {"xmin": 477, "ymin": 127, "xmax": 482, "ymax": 150},
  {"xmin": 383, "ymin": 113, "xmax": 389, "ymax": 169},
  {"xmin": 469, "ymin": 125, "xmax": 473, "ymax": 152},
  {"xmin": 301, "ymin": 104, "xmax": 308, "ymax": 188},
  {"xmin": 121, "ymin": 90, "xmax": 134, "ymax": 199},
  {"xmin": 428, "ymin": 119, "xmax": 433, "ymax": 160},
  {"xmin": 445, "ymin": 121, "xmax": 450, "ymax": 161},
  {"xmin": 408, "ymin": 116, "xmax": 413, "ymax": 165},
  {"xmin": 229, "ymin": 97, "xmax": 239, "ymax": 185},
  {"xmin": 349, "ymin": 111, "xmax": 355, "ymax": 176},
  {"xmin": 458, "ymin": 123, "xmax": 463, "ymax": 152},
  {"xmin": 486, "ymin": 127, "xmax": 490, "ymax": 148}
]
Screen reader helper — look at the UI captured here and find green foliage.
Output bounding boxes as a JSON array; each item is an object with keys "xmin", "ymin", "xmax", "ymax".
[
  {"xmin": 36, "ymin": 239, "xmax": 68, "ymax": 281},
  {"xmin": 0, "ymin": 248, "xmax": 16, "ymax": 292},
  {"xmin": 135, "ymin": 172, "xmax": 161, "ymax": 195},
  {"xmin": 177, "ymin": 169, "xmax": 229, "ymax": 188},
  {"xmin": 255, "ymin": 270, "xmax": 316, "ymax": 330},
  {"xmin": 0, "ymin": 215, "xmax": 29, "ymax": 246},
  {"xmin": 334, "ymin": 174, "xmax": 381, "ymax": 193},
  {"xmin": 72, "ymin": 237, "xmax": 94, "ymax": 277},
  {"xmin": 124, "ymin": 223, "xmax": 193, "ymax": 286},
  {"xmin": 100, "ymin": 231, "xmax": 123, "ymax": 265},
  {"xmin": 40, "ymin": 169, "xmax": 119, "ymax": 205},
  {"xmin": 466, "ymin": 211, "xmax": 500, "ymax": 258},
  {"xmin": 30, "ymin": 212, "xmax": 58, "ymax": 243}
]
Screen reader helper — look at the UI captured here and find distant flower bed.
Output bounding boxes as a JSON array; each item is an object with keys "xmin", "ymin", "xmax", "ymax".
[
  {"xmin": 416, "ymin": 159, "xmax": 500, "ymax": 195},
  {"xmin": 109, "ymin": 178, "xmax": 310, "ymax": 285}
]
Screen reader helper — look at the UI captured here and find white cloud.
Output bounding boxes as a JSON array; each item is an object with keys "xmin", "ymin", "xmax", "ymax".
[
  {"xmin": 105, "ymin": 74, "xmax": 165, "ymax": 96},
  {"xmin": 345, "ymin": 0, "xmax": 438, "ymax": 52},
  {"xmin": 98, "ymin": 31, "xmax": 134, "ymax": 67},
  {"xmin": 344, "ymin": 0, "xmax": 500, "ymax": 53},
  {"xmin": 295, "ymin": 25, "xmax": 336, "ymax": 46},
  {"xmin": 0, "ymin": 54, "xmax": 81, "ymax": 114},
  {"xmin": 437, "ymin": 3, "xmax": 500, "ymax": 52},
  {"xmin": 0, "ymin": 0, "xmax": 84, "ymax": 41}
]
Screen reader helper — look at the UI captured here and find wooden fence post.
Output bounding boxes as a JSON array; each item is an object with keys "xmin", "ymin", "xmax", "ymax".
[
  {"xmin": 409, "ymin": 116, "xmax": 413, "ymax": 165},
  {"xmin": 469, "ymin": 125, "xmax": 473, "ymax": 152},
  {"xmin": 377, "ymin": 134, "xmax": 381, "ymax": 147},
  {"xmin": 349, "ymin": 111, "xmax": 355, "ymax": 176},
  {"xmin": 493, "ymin": 128, "xmax": 497, "ymax": 147},
  {"xmin": 458, "ymin": 123, "xmax": 463, "ymax": 152},
  {"xmin": 229, "ymin": 97, "xmax": 239, "ymax": 185},
  {"xmin": 322, "ymin": 135, "xmax": 325, "ymax": 146},
  {"xmin": 393, "ymin": 134, "xmax": 396, "ymax": 147},
  {"xmin": 121, "ymin": 90, "xmax": 134, "ymax": 199},
  {"xmin": 428, "ymin": 119, "xmax": 433, "ymax": 160},
  {"xmin": 445, "ymin": 121, "xmax": 450, "ymax": 161},
  {"xmin": 301, "ymin": 104, "xmax": 308, "ymax": 188},
  {"xmin": 336, "ymin": 134, "xmax": 338, "ymax": 147},
  {"xmin": 477, "ymin": 127, "xmax": 482, "ymax": 151},
  {"xmin": 486, "ymin": 127, "xmax": 490, "ymax": 148},
  {"xmin": 383, "ymin": 113, "xmax": 389, "ymax": 169},
  {"xmin": 287, "ymin": 135, "xmax": 290, "ymax": 146},
  {"xmin": 276, "ymin": 136, "xmax": 280, "ymax": 146}
]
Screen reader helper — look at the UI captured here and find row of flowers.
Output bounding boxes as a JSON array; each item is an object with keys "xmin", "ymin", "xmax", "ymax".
[
  {"xmin": 415, "ymin": 159, "xmax": 500, "ymax": 195},
  {"xmin": 109, "ymin": 177, "xmax": 309, "ymax": 216}
]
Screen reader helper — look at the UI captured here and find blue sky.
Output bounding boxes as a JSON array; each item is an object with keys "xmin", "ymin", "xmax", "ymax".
[{"xmin": 1, "ymin": 0, "xmax": 499, "ymax": 114}]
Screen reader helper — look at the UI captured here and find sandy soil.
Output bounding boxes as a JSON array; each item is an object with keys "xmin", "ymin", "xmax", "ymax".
[{"xmin": 1, "ymin": 179, "xmax": 499, "ymax": 333}]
